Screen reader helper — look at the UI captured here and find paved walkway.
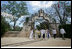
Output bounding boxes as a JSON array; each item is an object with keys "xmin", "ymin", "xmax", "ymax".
[{"xmin": 1, "ymin": 37, "xmax": 71, "ymax": 47}]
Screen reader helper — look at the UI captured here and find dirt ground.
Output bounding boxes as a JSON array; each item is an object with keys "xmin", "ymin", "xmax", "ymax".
[{"xmin": 1, "ymin": 37, "xmax": 71, "ymax": 47}]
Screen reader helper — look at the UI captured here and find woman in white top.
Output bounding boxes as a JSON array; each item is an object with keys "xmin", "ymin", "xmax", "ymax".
[
  {"xmin": 52, "ymin": 29, "xmax": 57, "ymax": 39},
  {"xmin": 40, "ymin": 29, "xmax": 45, "ymax": 38},
  {"xmin": 60, "ymin": 28, "xmax": 66, "ymax": 40},
  {"xmin": 60, "ymin": 28, "xmax": 66, "ymax": 34},
  {"xmin": 29, "ymin": 29, "xmax": 33, "ymax": 39}
]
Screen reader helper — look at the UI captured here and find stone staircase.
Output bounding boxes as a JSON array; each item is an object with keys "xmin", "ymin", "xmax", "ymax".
[{"xmin": 3, "ymin": 31, "xmax": 20, "ymax": 37}]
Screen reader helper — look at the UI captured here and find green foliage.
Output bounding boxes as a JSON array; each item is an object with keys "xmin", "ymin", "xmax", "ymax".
[
  {"xmin": 25, "ymin": 17, "xmax": 29, "ymax": 23},
  {"xmin": 66, "ymin": 5, "xmax": 71, "ymax": 13},
  {"xmin": 36, "ymin": 22, "xmax": 49, "ymax": 30},
  {"xmin": 13, "ymin": 26, "xmax": 23, "ymax": 31},
  {"xmin": 36, "ymin": 25, "xmax": 40, "ymax": 30},
  {"xmin": 1, "ymin": 16, "xmax": 11, "ymax": 37},
  {"xmin": 59, "ymin": 24, "xmax": 71, "ymax": 38},
  {"xmin": 40, "ymin": 22, "xmax": 49, "ymax": 29}
]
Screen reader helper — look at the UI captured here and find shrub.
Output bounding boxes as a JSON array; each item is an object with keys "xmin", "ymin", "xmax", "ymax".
[{"xmin": 1, "ymin": 16, "xmax": 10, "ymax": 37}]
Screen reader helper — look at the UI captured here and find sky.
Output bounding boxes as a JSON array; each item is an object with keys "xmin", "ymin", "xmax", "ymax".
[
  {"xmin": 1, "ymin": 1, "xmax": 55, "ymax": 14},
  {"xmin": 26, "ymin": 1, "xmax": 55, "ymax": 14},
  {"xmin": 1, "ymin": 1, "xmax": 71, "ymax": 28}
]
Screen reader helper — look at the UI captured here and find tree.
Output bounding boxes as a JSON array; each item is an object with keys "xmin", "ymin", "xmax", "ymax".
[
  {"xmin": 46, "ymin": 1, "xmax": 71, "ymax": 25},
  {"xmin": 1, "ymin": 1, "xmax": 29, "ymax": 30}
]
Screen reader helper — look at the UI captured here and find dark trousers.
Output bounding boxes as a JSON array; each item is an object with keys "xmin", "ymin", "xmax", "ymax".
[
  {"xmin": 43, "ymin": 34, "xmax": 45, "ymax": 38},
  {"xmin": 62, "ymin": 34, "xmax": 65, "ymax": 40},
  {"xmin": 47, "ymin": 33, "xmax": 49, "ymax": 38},
  {"xmin": 47, "ymin": 34, "xmax": 49, "ymax": 38},
  {"xmin": 38, "ymin": 34, "xmax": 41, "ymax": 38},
  {"xmin": 54, "ymin": 34, "xmax": 56, "ymax": 39}
]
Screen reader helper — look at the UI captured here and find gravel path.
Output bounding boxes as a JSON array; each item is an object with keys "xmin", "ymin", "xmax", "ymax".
[{"xmin": 1, "ymin": 37, "xmax": 71, "ymax": 47}]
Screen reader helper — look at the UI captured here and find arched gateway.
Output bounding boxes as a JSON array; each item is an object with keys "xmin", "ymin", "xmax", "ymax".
[{"xmin": 18, "ymin": 9, "xmax": 59, "ymax": 37}]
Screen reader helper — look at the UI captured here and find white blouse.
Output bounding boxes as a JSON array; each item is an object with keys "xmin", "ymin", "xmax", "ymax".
[
  {"xmin": 29, "ymin": 30, "xmax": 33, "ymax": 39},
  {"xmin": 52, "ymin": 30, "xmax": 57, "ymax": 34},
  {"xmin": 40, "ymin": 29, "xmax": 45, "ymax": 34},
  {"xmin": 60, "ymin": 29, "xmax": 66, "ymax": 34}
]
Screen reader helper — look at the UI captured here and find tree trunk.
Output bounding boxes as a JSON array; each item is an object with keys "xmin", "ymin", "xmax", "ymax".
[{"xmin": 13, "ymin": 21, "xmax": 16, "ymax": 30}]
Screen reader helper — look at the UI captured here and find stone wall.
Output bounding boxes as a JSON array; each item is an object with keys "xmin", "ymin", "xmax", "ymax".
[
  {"xmin": 3, "ymin": 31, "xmax": 20, "ymax": 37},
  {"xmin": 18, "ymin": 25, "xmax": 31, "ymax": 37}
]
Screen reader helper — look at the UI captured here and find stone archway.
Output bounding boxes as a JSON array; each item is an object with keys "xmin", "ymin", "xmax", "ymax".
[{"xmin": 19, "ymin": 9, "xmax": 59, "ymax": 37}]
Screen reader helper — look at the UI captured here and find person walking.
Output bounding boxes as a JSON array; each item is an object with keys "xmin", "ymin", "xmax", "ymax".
[
  {"xmin": 29, "ymin": 28, "xmax": 33, "ymax": 40},
  {"xmin": 47, "ymin": 29, "xmax": 50, "ymax": 39},
  {"xmin": 36, "ymin": 29, "xmax": 41, "ymax": 38},
  {"xmin": 52, "ymin": 28, "xmax": 57, "ymax": 39},
  {"xmin": 35, "ymin": 29, "xmax": 38, "ymax": 39},
  {"xmin": 60, "ymin": 28, "xmax": 66, "ymax": 40},
  {"xmin": 41, "ymin": 29, "xmax": 45, "ymax": 39}
]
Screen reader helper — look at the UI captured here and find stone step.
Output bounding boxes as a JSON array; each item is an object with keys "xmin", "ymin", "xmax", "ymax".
[{"xmin": 3, "ymin": 31, "xmax": 20, "ymax": 37}]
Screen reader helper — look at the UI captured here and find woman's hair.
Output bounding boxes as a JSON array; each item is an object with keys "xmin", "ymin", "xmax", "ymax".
[{"xmin": 61, "ymin": 27, "xmax": 63, "ymax": 29}]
